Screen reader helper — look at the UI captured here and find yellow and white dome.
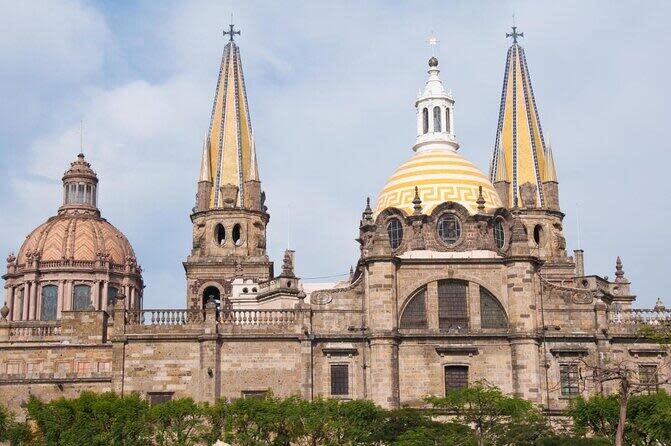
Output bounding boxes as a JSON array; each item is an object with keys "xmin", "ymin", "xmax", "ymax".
[
  {"xmin": 375, "ymin": 149, "xmax": 502, "ymax": 217},
  {"xmin": 374, "ymin": 56, "xmax": 502, "ymax": 217}
]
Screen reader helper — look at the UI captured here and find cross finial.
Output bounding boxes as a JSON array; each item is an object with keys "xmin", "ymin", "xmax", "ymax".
[
  {"xmin": 224, "ymin": 23, "xmax": 241, "ymax": 42},
  {"xmin": 506, "ymin": 25, "xmax": 523, "ymax": 44},
  {"xmin": 427, "ymin": 33, "xmax": 439, "ymax": 56}
]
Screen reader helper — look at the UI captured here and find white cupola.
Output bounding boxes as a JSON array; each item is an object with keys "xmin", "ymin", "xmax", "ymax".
[{"xmin": 413, "ymin": 57, "xmax": 459, "ymax": 153}]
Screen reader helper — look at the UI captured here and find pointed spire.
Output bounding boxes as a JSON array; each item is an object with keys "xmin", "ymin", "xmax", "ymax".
[
  {"xmin": 544, "ymin": 137, "xmax": 558, "ymax": 183},
  {"xmin": 412, "ymin": 186, "xmax": 423, "ymax": 215},
  {"xmin": 362, "ymin": 197, "xmax": 373, "ymax": 222},
  {"xmin": 615, "ymin": 256, "xmax": 626, "ymax": 282},
  {"xmin": 201, "ymin": 26, "xmax": 260, "ymax": 210},
  {"xmin": 199, "ymin": 135, "xmax": 212, "ymax": 182},
  {"xmin": 476, "ymin": 185, "xmax": 486, "ymax": 212},
  {"xmin": 490, "ymin": 29, "xmax": 552, "ymax": 208}
]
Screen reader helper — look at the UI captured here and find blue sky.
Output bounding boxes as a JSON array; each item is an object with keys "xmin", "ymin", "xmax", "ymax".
[{"xmin": 1, "ymin": 0, "xmax": 670, "ymax": 308}]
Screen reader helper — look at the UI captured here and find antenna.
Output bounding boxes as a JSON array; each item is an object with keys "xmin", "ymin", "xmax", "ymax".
[
  {"xmin": 287, "ymin": 204, "xmax": 291, "ymax": 249},
  {"xmin": 79, "ymin": 119, "xmax": 84, "ymax": 153}
]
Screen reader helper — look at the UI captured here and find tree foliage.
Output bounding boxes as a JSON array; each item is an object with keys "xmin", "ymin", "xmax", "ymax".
[{"xmin": 1, "ymin": 385, "xmax": 668, "ymax": 445}]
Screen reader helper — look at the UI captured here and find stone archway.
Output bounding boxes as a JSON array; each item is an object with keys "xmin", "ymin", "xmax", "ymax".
[{"xmin": 202, "ymin": 286, "xmax": 221, "ymax": 310}]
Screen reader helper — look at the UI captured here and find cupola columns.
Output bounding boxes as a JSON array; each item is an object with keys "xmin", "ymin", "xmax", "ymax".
[{"xmin": 413, "ymin": 57, "xmax": 459, "ymax": 153}]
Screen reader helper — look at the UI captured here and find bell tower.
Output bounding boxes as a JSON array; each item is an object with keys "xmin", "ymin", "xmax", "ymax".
[
  {"xmin": 184, "ymin": 24, "xmax": 272, "ymax": 310},
  {"xmin": 489, "ymin": 27, "xmax": 567, "ymax": 261}
]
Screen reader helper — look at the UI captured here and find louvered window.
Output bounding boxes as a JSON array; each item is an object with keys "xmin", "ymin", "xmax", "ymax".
[
  {"xmin": 480, "ymin": 287, "xmax": 508, "ymax": 329},
  {"xmin": 400, "ymin": 289, "xmax": 427, "ymax": 329},
  {"xmin": 438, "ymin": 280, "xmax": 468, "ymax": 330}
]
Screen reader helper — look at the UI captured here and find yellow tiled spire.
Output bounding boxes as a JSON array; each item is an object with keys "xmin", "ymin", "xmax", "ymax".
[
  {"xmin": 200, "ymin": 24, "xmax": 258, "ymax": 209},
  {"xmin": 490, "ymin": 27, "xmax": 552, "ymax": 207}
]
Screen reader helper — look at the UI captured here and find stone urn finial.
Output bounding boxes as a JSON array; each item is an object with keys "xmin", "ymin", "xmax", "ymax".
[
  {"xmin": 0, "ymin": 302, "xmax": 9, "ymax": 320},
  {"xmin": 654, "ymin": 298, "xmax": 666, "ymax": 312}
]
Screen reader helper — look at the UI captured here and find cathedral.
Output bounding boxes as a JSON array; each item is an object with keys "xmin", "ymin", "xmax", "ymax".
[{"xmin": 1, "ymin": 25, "xmax": 669, "ymax": 413}]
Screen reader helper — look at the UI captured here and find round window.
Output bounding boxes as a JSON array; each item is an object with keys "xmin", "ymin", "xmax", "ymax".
[
  {"xmin": 386, "ymin": 218, "xmax": 403, "ymax": 250},
  {"xmin": 437, "ymin": 214, "xmax": 461, "ymax": 245},
  {"xmin": 493, "ymin": 219, "xmax": 505, "ymax": 249}
]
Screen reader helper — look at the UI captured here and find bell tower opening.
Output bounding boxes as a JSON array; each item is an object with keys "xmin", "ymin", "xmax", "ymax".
[{"xmin": 202, "ymin": 286, "xmax": 221, "ymax": 309}]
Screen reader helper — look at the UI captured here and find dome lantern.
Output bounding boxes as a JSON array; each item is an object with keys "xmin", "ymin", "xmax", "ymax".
[
  {"xmin": 413, "ymin": 57, "xmax": 459, "ymax": 153},
  {"xmin": 60, "ymin": 153, "xmax": 99, "ymax": 213}
]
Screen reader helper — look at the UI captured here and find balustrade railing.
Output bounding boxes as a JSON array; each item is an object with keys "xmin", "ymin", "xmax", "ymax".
[
  {"xmin": 8, "ymin": 322, "xmax": 62, "ymax": 340},
  {"xmin": 610, "ymin": 308, "xmax": 671, "ymax": 325},
  {"xmin": 218, "ymin": 309, "xmax": 296, "ymax": 326},
  {"xmin": 126, "ymin": 309, "xmax": 204, "ymax": 326}
]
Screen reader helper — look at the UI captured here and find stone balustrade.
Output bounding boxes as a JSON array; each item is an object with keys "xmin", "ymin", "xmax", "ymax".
[
  {"xmin": 218, "ymin": 309, "xmax": 297, "ymax": 326},
  {"xmin": 126, "ymin": 309, "xmax": 205, "ymax": 326},
  {"xmin": 610, "ymin": 308, "xmax": 671, "ymax": 325},
  {"xmin": 5, "ymin": 321, "xmax": 62, "ymax": 342}
]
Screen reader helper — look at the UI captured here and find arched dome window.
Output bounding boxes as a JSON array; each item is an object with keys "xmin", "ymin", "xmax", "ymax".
[
  {"xmin": 232, "ymin": 224, "xmax": 243, "ymax": 246},
  {"xmin": 433, "ymin": 106, "xmax": 442, "ymax": 132},
  {"xmin": 107, "ymin": 286, "xmax": 118, "ymax": 306},
  {"xmin": 386, "ymin": 218, "xmax": 403, "ymax": 250},
  {"xmin": 40, "ymin": 285, "xmax": 58, "ymax": 321},
  {"xmin": 422, "ymin": 108, "xmax": 429, "ymax": 134},
  {"xmin": 73, "ymin": 284, "xmax": 91, "ymax": 311},
  {"xmin": 494, "ymin": 219, "xmax": 505, "ymax": 249},
  {"xmin": 445, "ymin": 108, "xmax": 451, "ymax": 133},
  {"xmin": 400, "ymin": 288, "xmax": 427, "ymax": 329},
  {"xmin": 215, "ymin": 224, "xmax": 226, "ymax": 245},
  {"xmin": 480, "ymin": 287, "xmax": 508, "ymax": 329},
  {"xmin": 437, "ymin": 214, "xmax": 461, "ymax": 245}
]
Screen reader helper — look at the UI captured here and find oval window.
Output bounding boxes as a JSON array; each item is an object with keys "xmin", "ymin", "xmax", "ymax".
[
  {"xmin": 232, "ymin": 224, "xmax": 242, "ymax": 246},
  {"xmin": 386, "ymin": 218, "xmax": 403, "ymax": 250},
  {"xmin": 493, "ymin": 219, "xmax": 505, "ymax": 249},
  {"xmin": 437, "ymin": 214, "xmax": 461, "ymax": 245},
  {"xmin": 215, "ymin": 224, "xmax": 226, "ymax": 245}
]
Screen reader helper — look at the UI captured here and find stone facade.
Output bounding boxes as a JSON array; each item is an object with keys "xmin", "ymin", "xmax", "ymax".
[{"xmin": 1, "ymin": 28, "xmax": 670, "ymax": 418}]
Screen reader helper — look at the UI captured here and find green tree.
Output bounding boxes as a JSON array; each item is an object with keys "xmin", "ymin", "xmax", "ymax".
[
  {"xmin": 426, "ymin": 381, "xmax": 550, "ymax": 446},
  {"xmin": 149, "ymin": 397, "xmax": 207, "ymax": 446}
]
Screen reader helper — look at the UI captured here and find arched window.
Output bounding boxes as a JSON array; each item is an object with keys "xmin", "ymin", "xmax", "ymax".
[
  {"xmin": 438, "ymin": 280, "xmax": 468, "ymax": 330},
  {"xmin": 433, "ymin": 106, "xmax": 442, "ymax": 132},
  {"xmin": 386, "ymin": 218, "xmax": 403, "ymax": 250},
  {"xmin": 41, "ymin": 285, "xmax": 58, "ymax": 321},
  {"xmin": 480, "ymin": 287, "xmax": 508, "ymax": 329},
  {"xmin": 73, "ymin": 284, "xmax": 91, "ymax": 310},
  {"xmin": 422, "ymin": 108, "xmax": 429, "ymax": 134},
  {"xmin": 437, "ymin": 214, "xmax": 461, "ymax": 245},
  {"xmin": 493, "ymin": 219, "xmax": 505, "ymax": 249},
  {"xmin": 400, "ymin": 288, "xmax": 427, "ymax": 329},
  {"xmin": 445, "ymin": 108, "xmax": 451, "ymax": 133},
  {"xmin": 107, "ymin": 286, "xmax": 118, "ymax": 306}
]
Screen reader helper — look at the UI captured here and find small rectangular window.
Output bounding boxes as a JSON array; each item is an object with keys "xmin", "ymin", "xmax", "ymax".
[
  {"xmin": 330, "ymin": 364, "xmax": 349, "ymax": 396},
  {"xmin": 445, "ymin": 365, "xmax": 468, "ymax": 393},
  {"xmin": 560, "ymin": 363, "xmax": 580, "ymax": 396},
  {"xmin": 639, "ymin": 364, "xmax": 659, "ymax": 393},
  {"xmin": 147, "ymin": 392, "xmax": 173, "ymax": 405},
  {"xmin": 242, "ymin": 390, "xmax": 268, "ymax": 399}
]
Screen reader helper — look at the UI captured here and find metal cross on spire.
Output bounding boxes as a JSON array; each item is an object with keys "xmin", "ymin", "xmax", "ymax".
[
  {"xmin": 224, "ymin": 23, "xmax": 241, "ymax": 41},
  {"xmin": 506, "ymin": 25, "xmax": 523, "ymax": 44}
]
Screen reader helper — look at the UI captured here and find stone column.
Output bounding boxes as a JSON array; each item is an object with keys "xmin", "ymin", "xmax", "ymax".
[
  {"xmin": 5, "ymin": 287, "xmax": 13, "ymax": 321},
  {"xmin": 57, "ymin": 281, "xmax": 64, "ymax": 319},
  {"xmin": 130, "ymin": 288, "xmax": 136, "ymax": 310},
  {"xmin": 63, "ymin": 281, "xmax": 72, "ymax": 311},
  {"xmin": 28, "ymin": 282, "xmax": 37, "ymax": 320},
  {"xmin": 111, "ymin": 296, "xmax": 127, "ymax": 395},
  {"xmin": 93, "ymin": 281, "xmax": 100, "ymax": 310},
  {"xmin": 102, "ymin": 281, "xmax": 109, "ymax": 309},
  {"xmin": 468, "ymin": 282, "xmax": 481, "ymax": 331},
  {"xmin": 198, "ymin": 302, "xmax": 219, "ymax": 403},
  {"xmin": 510, "ymin": 337, "xmax": 542, "ymax": 402},
  {"xmin": 426, "ymin": 282, "xmax": 439, "ymax": 330},
  {"xmin": 36, "ymin": 282, "xmax": 42, "ymax": 320},
  {"xmin": 369, "ymin": 337, "xmax": 400, "ymax": 408},
  {"xmin": 22, "ymin": 284, "xmax": 29, "ymax": 321}
]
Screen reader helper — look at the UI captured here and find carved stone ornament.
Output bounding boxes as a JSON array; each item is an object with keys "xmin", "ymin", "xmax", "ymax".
[
  {"xmin": 541, "ymin": 278, "xmax": 593, "ymax": 304},
  {"xmin": 519, "ymin": 182, "xmax": 538, "ymax": 208}
]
